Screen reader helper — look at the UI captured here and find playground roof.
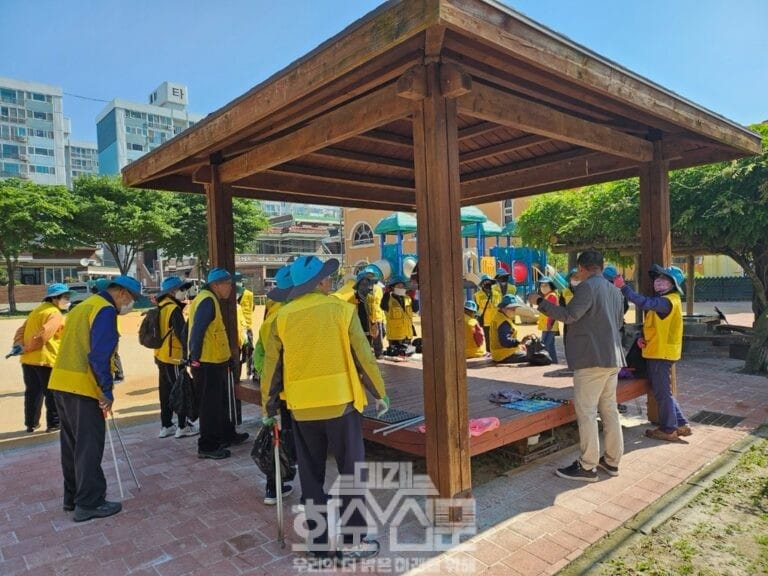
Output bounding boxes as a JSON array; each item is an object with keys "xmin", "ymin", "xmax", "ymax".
[
  {"xmin": 373, "ymin": 211, "xmax": 418, "ymax": 234},
  {"xmin": 501, "ymin": 220, "xmax": 517, "ymax": 237},
  {"xmin": 461, "ymin": 219, "xmax": 502, "ymax": 238},
  {"xmin": 459, "ymin": 205, "xmax": 488, "ymax": 224}
]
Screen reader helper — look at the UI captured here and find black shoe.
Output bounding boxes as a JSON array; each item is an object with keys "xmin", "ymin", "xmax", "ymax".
[
  {"xmin": 198, "ymin": 447, "xmax": 231, "ymax": 460},
  {"xmin": 26, "ymin": 424, "xmax": 40, "ymax": 433},
  {"xmin": 222, "ymin": 432, "xmax": 249, "ymax": 447},
  {"xmin": 73, "ymin": 501, "xmax": 122, "ymax": 522},
  {"xmin": 597, "ymin": 456, "xmax": 620, "ymax": 477},
  {"xmin": 63, "ymin": 503, "xmax": 75, "ymax": 512},
  {"xmin": 45, "ymin": 425, "xmax": 60, "ymax": 433},
  {"xmin": 555, "ymin": 460, "xmax": 598, "ymax": 483},
  {"xmin": 264, "ymin": 483, "xmax": 293, "ymax": 505},
  {"xmin": 338, "ymin": 538, "xmax": 381, "ymax": 562}
]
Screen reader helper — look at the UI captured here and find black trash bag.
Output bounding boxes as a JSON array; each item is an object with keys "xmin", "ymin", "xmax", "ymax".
[
  {"xmin": 522, "ymin": 335, "xmax": 552, "ymax": 366},
  {"xmin": 170, "ymin": 369, "xmax": 198, "ymax": 422},
  {"xmin": 250, "ymin": 425, "xmax": 297, "ymax": 482},
  {"xmin": 625, "ymin": 337, "xmax": 647, "ymax": 377}
]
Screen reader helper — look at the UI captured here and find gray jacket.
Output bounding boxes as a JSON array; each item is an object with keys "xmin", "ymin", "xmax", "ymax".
[{"xmin": 538, "ymin": 274, "xmax": 625, "ymax": 370}]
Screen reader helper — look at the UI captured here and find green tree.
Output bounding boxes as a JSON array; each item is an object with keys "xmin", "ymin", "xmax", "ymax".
[
  {"xmin": 162, "ymin": 193, "xmax": 269, "ymax": 273},
  {"xmin": 517, "ymin": 123, "xmax": 768, "ymax": 373},
  {"xmin": 72, "ymin": 175, "xmax": 177, "ymax": 275},
  {"xmin": 0, "ymin": 179, "xmax": 78, "ymax": 312}
]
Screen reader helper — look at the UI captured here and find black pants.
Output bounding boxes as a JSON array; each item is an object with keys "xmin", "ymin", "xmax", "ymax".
[
  {"xmin": 293, "ymin": 410, "xmax": 367, "ymax": 549},
  {"xmin": 157, "ymin": 361, "xmax": 186, "ymax": 429},
  {"xmin": 482, "ymin": 326, "xmax": 492, "ymax": 352},
  {"xmin": 192, "ymin": 362, "xmax": 236, "ymax": 452},
  {"xmin": 22, "ymin": 364, "xmax": 59, "ymax": 429},
  {"xmin": 54, "ymin": 391, "xmax": 106, "ymax": 509}
]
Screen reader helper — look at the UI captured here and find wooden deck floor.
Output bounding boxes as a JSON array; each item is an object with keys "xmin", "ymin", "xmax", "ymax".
[{"xmin": 236, "ymin": 357, "xmax": 650, "ymax": 458}]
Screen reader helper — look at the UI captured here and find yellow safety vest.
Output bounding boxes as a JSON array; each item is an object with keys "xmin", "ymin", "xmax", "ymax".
[
  {"xmin": 464, "ymin": 314, "xmax": 486, "ymax": 358},
  {"xmin": 536, "ymin": 292, "xmax": 560, "ymax": 333},
  {"xmin": 489, "ymin": 309, "xmax": 522, "ymax": 362},
  {"xmin": 49, "ymin": 295, "xmax": 115, "ymax": 400},
  {"xmin": 153, "ymin": 298, "xmax": 183, "ymax": 365},
  {"xmin": 474, "ymin": 289, "xmax": 500, "ymax": 327},
  {"xmin": 187, "ymin": 289, "xmax": 230, "ymax": 364},
  {"xmin": 240, "ymin": 288, "xmax": 254, "ymax": 329},
  {"xmin": 332, "ymin": 279, "xmax": 357, "ymax": 303},
  {"xmin": 493, "ymin": 283, "xmax": 516, "ymax": 298},
  {"xmin": 385, "ymin": 294, "xmax": 414, "ymax": 341},
  {"xmin": 236, "ymin": 303, "xmax": 246, "ymax": 348},
  {"xmin": 275, "ymin": 292, "xmax": 366, "ymax": 412},
  {"xmin": 258, "ymin": 302, "xmax": 285, "ymax": 402},
  {"xmin": 643, "ymin": 292, "xmax": 683, "ymax": 361},
  {"xmin": 20, "ymin": 302, "xmax": 64, "ymax": 367},
  {"xmin": 367, "ymin": 283, "xmax": 385, "ymax": 323}
]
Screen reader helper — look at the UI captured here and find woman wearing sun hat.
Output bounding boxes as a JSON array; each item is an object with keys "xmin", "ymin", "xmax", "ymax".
[
  {"xmin": 463, "ymin": 300, "xmax": 486, "ymax": 359},
  {"xmin": 13, "ymin": 283, "xmax": 75, "ymax": 433}
]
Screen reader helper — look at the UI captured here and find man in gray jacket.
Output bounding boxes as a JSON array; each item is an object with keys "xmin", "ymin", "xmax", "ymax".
[{"xmin": 528, "ymin": 250, "xmax": 625, "ymax": 481}]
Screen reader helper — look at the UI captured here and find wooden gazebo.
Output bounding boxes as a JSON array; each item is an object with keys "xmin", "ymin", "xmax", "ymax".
[{"xmin": 124, "ymin": 0, "xmax": 762, "ymax": 503}]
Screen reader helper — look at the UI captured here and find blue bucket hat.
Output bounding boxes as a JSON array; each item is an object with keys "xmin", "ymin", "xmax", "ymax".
[
  {"xmin": 44, "ymin": 283, "xmax": 75, "ymax": 300},
  {"xmin": 479, "ymin": 274, "xmax": 496, "ymax": 285},
  {"xmin": 159, "ymin": 276, "xmax": 192, "ymax": 297},
  {"xmin": 206, "ymin": 267, "xmax": 232, "ymax": 285},
  {"xmin": 602, "ymin": 265, "xmax": 618, "ymax": 281},
  {"xmin": 387, "ymin": 274, "xmax": 409, "ymax": 287},
  {"xmin": 267, "ymin": 265, "xmax": 294, "ymax": 302},
  {"xmin": 94, "ymin": 278, "xmax": 111, "ymax": 292},
  {"xmin": 499, "ymin": 294, "xmax": 522, "ymax": 309},
  {"xmin": 234, "ymin": 271, "xmax": 243, "ymax": 282},
  {"xmin": 464, "ymin": 300, "xmax": 478, "ymax": 312},
  {"xmin": 495, "ymin": 267, "xmax": 510, "ymax": 279},
  {"xmin": 362, "ymin": 266, "xmax": 381, "ymax": 281},
  {"xmin": 110, "ymin": 275, "xmax": 142, "ymax": 299},
  {"xmin": 650, "ymin": 264, "xmax": 685, "ymax": 294},
  {"xmin": 287, "ymin": 256, "xmax": 340, "ymax": 300}
]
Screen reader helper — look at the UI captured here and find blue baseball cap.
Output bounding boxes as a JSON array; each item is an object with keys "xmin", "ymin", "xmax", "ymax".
[
  {"xmin": 159, "ymin": 276, "xmax": 192, "ymax": 297},
  {"xmin": 287, "ymin": 256, "xmax": 340, "ymax": 300},
  {"xmin": 109, "ymin": 275, "xmax": 142, "ymax": 299},
  {"xmin": 206, "ymin": 267, "xmax": 232, "ymax": 285},
  {"xmin": 44, "ymin": 283, "xmax": 75, "ymax": 300},
  {"xmin": 267, "ymin": 265, "xmax": 294, "ymax": 302}
]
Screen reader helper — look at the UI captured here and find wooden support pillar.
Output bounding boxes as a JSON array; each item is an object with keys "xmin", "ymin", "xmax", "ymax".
[
  {"xmin": 205, "ymin": 162, "xmax": 238, "ymax": 359},
  {"xmin": 686, "ymin": 254, "xmax": 695, "ymax": 317},
  {"xmin": 410, "ymin": 62, "xmax": 472, "ymax": 499},
  {"xmin": 639, "ymin": 138, "xmax": 674, "ymax": 423}
]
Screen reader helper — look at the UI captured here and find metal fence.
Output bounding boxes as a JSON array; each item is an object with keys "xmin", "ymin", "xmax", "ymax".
[{"xmin": 686, "ymin": 276, "xmax": 753, "ymax": 302}]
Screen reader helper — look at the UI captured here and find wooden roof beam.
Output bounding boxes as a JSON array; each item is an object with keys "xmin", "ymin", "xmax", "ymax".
[
  {"xmin": 311, "ymin": 146, "xmax": 413, "ymax": 171},
  {"xmin": 458, "ymin": 82, "xmax": 654, "ymax": 162},
  {"xmin": 234, "ymin": 188, "xmax": 411, "ymax": 211},
  {"xmin": 269, "ymin": 165, "xmax": 413, "ymax": 192},
  {"xmin": 219, "ymin": 82, "xmax": 415, "ymax": 184},
  {"xmin": 354, "ymin": 129, "xmax": 413, "ymax": 149},
  {"xmin": 460, "ymin": 134, "xmax": 551, "ymax": 164}
]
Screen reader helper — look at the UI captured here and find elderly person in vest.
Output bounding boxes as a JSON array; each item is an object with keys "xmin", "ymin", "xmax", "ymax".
[
  {"xmin": 262, "ymin": 255, "xmax": 389, "ymax": 561},
  {"xmin": 364, "ymin": 266, "xmax": 386, "ymax": 358},
  {"xmin": 187, "ymin": 267, "xmax": 249, "ymax": 460},
  {"xmin": 474, "ymin": 274, "xmax": 501, "ymax": 352},
  {"xmin": 155, "ymin": 276, "xmax": 197, "ymax": 439},
  {"xmin": 235, "ymin": 272, "xmax": 255, "ymax": 379},
  {"xmin": 381, "ymin": 275, "xmax": 418, "ymax": 348},
  {"xmin": 614, "ymin": 265, "xmax": 690, "ymax": 441},
  {"xmin": 13, "ymin": 283, "xmax": 74, "ymax": 433},
  {"xmin": 493, "ymin": 267, "xmax": 516, "ymax": 297},
  {"xmin": 490, "ymin": 295, "xmax": 528, "ymax": 363},
  {"xmin": 536, "ymin": 277, "xmax": 561, "ymax": 364},
  {"xmin": 48, "ymin": 275, "xmax": 141, "ymax": 522},
  {"xmin": 463, "ymin": 300, "xmax": 486, "ymax": 359}
]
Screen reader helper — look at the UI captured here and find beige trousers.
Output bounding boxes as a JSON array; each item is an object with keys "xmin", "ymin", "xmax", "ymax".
[{"xmin": 573, "ymin": 366, "xmax": 623, "ymax": 470}]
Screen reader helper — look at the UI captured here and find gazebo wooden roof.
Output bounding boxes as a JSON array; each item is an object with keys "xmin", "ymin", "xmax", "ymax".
[{"xmin": 124, "ymin": 0, "xmax": 762, "ymax": 502}]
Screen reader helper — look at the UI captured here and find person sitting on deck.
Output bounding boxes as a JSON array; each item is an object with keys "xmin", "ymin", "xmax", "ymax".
[
  {"xmin": 463, "ymin": 300, "xmax": 486, "ymax": 359},
  {"xmin": 490, "ymin": 295, "xmax": 528, "ymax": 364}
]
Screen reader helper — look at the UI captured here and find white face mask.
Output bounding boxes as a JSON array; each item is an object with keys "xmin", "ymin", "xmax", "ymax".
[
  {"xmin": 393, "ymin": 287, "xmax": 407, "ymax": 296},
  {"xmin": 654, "ymin": 277, "xmax": 673, "ymax": 294},
  {"xmin": 57, "ymin": 298, "xmax": 71, "ymax": 311},
  {"xmin": 119, "ymin": 300, "xmax": 134, "ymax": 315},
  {"xmin": 174, "ymin": 290, "xmax": 187, "ymax": 301},
  {"xmin": 570, "ymin": 279, "xmax": 581, "ymax": 288}
]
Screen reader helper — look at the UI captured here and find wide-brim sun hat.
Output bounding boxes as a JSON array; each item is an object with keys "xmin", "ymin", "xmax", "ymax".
[
  {"xmin": 158, "ymin": 276, "xmax": 192, "ymax": 298},
  {"xmin": 110, "ymin": 275, "xmax": 142, "ymax": 299},
  {"xmin": 479, "ymin": 274, "xmax": 496, "ymax": 285},
  {"xmin": 44, "ymin": 283, "xmax": 76, "ymax": 300},
  {"xmin": 464, "ymin": 300, "xmax": 478, "ymax": 312},
  {"xmin": 387, "ymin": 274, "xmax": 410, "ymax": 288},
  {"xmin": 494, "ymin": 267, "xmax": 510, "ymax": 279},
  {"xmin": 206, "ymin": 267, "xmax": 232, "ymax": 285},
  {"xmin": 499, "ymin": 294, "xmax": 522, "ymax": 309},
  {"xmin": 287, "ymin": 256, "xmax": 340, "ymax": 300},
  {"xmin": 602, "ymin": 265, "xmax": 618, "ymax": 281},
  {"xmin": 267, "ymin": 265, "xmax": 294, "ymax": 302},
  {"xmin": 649, "ymin": 264, "xmax": 685, "ymax": 294}
]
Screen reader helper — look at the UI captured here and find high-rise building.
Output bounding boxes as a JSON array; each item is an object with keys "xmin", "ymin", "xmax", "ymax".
[
  {"xmin": 64, "ymin": 139, "xmax": 99, "ymax": 187},
  {"xmin": 96, "ymin": 81, "xmax": 204, "ymax": 174},
  {"xmin": 0, "ymin": 77, "xmax": 67, "ymax": 185}
]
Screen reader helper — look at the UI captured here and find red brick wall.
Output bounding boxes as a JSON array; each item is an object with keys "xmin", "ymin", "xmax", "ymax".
[{"xmin": 0, "ymin": 285, "xmax": 47, "ymax": 305}]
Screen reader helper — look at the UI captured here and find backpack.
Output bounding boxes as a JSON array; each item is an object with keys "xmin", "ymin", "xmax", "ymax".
[{"xmin": 138, "ymin": 303, "xmax": 173, "ymax": 349}]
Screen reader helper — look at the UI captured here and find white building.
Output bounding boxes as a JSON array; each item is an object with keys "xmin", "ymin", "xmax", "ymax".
[
  {"xmin": 96, "ymin": 81, "xmax": 204, "ymax": 174},
  {"xmin": 64, "ymin": 139, "xmax": 99, "ymax": 188},
  {"xmin": 0, "ymin": 77, "xmax": 67, "ymax": 185}
]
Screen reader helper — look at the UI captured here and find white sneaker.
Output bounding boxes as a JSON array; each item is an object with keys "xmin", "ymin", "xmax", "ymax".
[
  {"xmin": 175, "ymin": 424, "xmax": 199, "ymax": 438},
  {"xmin": 158, "ymin": 425, "xmax": 176, "ymax": 438}
]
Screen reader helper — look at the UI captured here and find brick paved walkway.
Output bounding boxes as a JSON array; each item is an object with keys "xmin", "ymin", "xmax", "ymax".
[{"xmin": 1, "ymin": 354, "xmax": 766, "ymax": 576}]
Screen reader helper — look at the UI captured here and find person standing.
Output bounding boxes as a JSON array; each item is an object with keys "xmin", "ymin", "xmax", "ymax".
[
  {"xmin": 474, "ymin": 274, "xmax": 500, "ymax": 352},
  {"xmin": 187, "ymin": 268, "xmax": 248, "ymax": 460},
  {"xmin": 494, "ymin": 267, "xmax": 516, "ymax": 297},
  {"xmin": 363, "ymin": 267, "xmax": 386, "ymax": 358},
  {"xmin": 263, "ymin": 255, "xmax": 389, "ymax": 561},
  {"xmin": 381, "ymin": 275, "xmax": 418, "ymax": 348},
  {"xmin": 49, "ymin": 275, "xmax": 141, "ymax": 521},
  {"xmin": 462, "ymin": 300, "xmax": 486, "ymax": 359},
  {"xmin": 528, "ymin": 250, "xmax": 625, "ymax": 482},
  {"xmin": 536, "ymin": 277, "xmax": 560, "ymax": 364},
  {"xmin": 234, "ymin": 272, "xmax": 255, "ymax": 378},
  {"xmin": 13, "ymin": 283, "xmax": 74, "ymax": 432},
  {"xmin": 614, "ymin": 265, "xmax": 690, "ymax": 441},
  {"xmin": 154, "ymin": 276, "xmax": 197, "ymax": 439}
]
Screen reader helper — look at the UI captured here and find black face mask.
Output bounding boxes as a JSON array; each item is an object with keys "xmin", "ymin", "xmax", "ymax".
[{"xmin": 482, "ymin": 283, "xmax": 491, "ymax": 291}]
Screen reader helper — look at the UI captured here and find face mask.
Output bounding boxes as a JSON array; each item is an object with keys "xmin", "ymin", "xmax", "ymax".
[
  {"xmin": 570, "ymin": 279, "xmax": 581, "ymax": 288},
  {"xmin": 58, "ymin": 300, "xmax": 71, "ymax": 311},
  {"xmin": 393, "ymin": 287, "xmax": 406, "ymax": 296},
  {"xmin": 119, "ymin": 300, "xmax": 134, "ymax": 315},
  {"xmin": 481, "ymin": 284, "xmax": 491, "ymax": 291},
  {"xmin": 654, "ymin": 278, "xmax": 673, "ymax": 294},
  {"xmin": 540, "ymin": 285, "xmax": 551, "ymax": 294},
  {"xmin": 174, "ymin": 290, "xmax": 187, "ymax": 301}
]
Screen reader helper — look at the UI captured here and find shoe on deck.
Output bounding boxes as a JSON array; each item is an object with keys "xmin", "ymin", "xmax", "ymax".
[
  {"xmin": 597, "ymin": 456, "xmax": 619, "ymax": 477},
  {"xmin": 264, "ymin": 483, "xmax": 293, "ymax": 505},
  {"xmin": 158, "ymin": 425, "xmax": 176, "ymax": 438},
  {"xmin": 63, "ymin": 503, "xmax": 74, "ymax": 512},
  {"xmin": 73, "ymin": 501, "xmax": 122, "ymax": 522},
  {"xmin": 222, "ymin": 432, "xmax": 249, "ymax": 447},
  {"xmin": 677, "ymin": 425, "xmax": 693, "ymax": 437},
  {"xmin": 555, "ymin": 460, "xmax": 598, "ymax": 482},
  {"xmin": 175, "ymin": 424, "xmax": 199, "ymax": 438},
  {"xmin": 198, "ymin": 447, "xmax": 231, "ymax": 460},
  {"xmin": 338, "ymin": 538, "xmax": 381, "ymax": 562},
  {"xmin": 645, "ymin": 427, "xmax": 679, "ymax": 442}
]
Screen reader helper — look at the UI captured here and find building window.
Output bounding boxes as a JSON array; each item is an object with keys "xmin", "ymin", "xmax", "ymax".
[{"xmin": 352, "ymin": 223, "xmax": 374, "ymax": 246}]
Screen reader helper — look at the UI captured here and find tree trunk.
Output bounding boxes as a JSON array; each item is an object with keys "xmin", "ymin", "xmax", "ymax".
[
  {"xmin": 743, "ymin": 250, "xmax": 768, "ymax": 374},
  {"xmin": 4, "ymin": 257, "xmax": 17, "ymax": 314}
]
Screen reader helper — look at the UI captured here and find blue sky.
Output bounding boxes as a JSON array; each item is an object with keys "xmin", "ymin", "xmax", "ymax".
[{"xmin": 1, "ymin": 0, "xmax": 765, "ymax": 142}]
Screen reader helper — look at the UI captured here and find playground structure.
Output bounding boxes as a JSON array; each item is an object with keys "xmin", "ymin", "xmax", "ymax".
[{"xmin": 366, "ymin": 208, "xmax": 554, "ymax": 298}]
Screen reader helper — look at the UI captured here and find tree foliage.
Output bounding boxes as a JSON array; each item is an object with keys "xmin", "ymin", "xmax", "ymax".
[{"xmin": 0, "ymin": 179, "xmax": 78, "ymax": 312}]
